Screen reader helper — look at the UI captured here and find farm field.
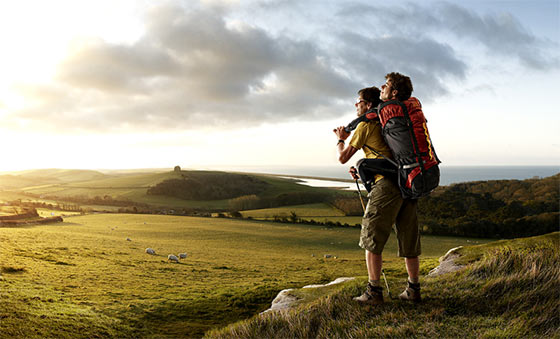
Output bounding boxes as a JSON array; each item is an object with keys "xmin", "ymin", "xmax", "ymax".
[
  {"xmin": 240, "ymin": 203, "xmax": 345, "ymax": 218},
  {"xmin": 241, "ymin": 203, "xmax": 363, "ymax": 225},
  {"xmin": 0, "ymin": 213, "xmax": 491, "ymax": 338},
  {"xmin": 36, "ymin": 208, "xmax": 82, "ymax": 218}
]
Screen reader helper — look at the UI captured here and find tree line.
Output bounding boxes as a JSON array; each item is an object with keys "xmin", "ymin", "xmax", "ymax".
[
  {"xmin": 228, "ymin": 174, "xmax": 559, "ymax": 239},
  {"xmin": 228, "ymin": 192, "xmax": 329, "ymax": 211},
  {"xmin": 148, "ymin": 172, "xmax": 270, "ymax": 200},
  {"xmin": 416, "ymin": 175, "xmax": 559, "ymax": 238}
]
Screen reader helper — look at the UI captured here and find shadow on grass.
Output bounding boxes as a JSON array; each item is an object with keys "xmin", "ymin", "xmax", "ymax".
[{"xmin": 117, "ymin": 285, "xmax": 282, "ymax": 338}]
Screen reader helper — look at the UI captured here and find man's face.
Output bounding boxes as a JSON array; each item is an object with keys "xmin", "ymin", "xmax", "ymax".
[
  {"xmin": 355, "ymin": 97, "xmax": 368, "ymax": 116},
  {"xmin": 380, "ymin": 79, "xmax": 396, "ymax": 101}
]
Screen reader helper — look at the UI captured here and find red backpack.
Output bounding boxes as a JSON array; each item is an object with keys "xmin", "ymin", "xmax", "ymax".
[{"xmin": 363, "ymin": 97, "xmax": 441, "ymax": 199}]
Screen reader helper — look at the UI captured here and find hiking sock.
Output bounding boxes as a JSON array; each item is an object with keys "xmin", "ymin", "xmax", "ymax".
[
  {"xmin": 407, "ymin": 281, "xmax": 420, "ymax": 291},
  {"xmin": 408, "ymin": 277, "xmax": 419, "ymax": 284},
  {"xmin": 368, "ymin": 279, "xmax": 381, "ymax": 287}
]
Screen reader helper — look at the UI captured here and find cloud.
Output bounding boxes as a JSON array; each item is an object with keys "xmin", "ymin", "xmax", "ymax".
[
  {"xmin": 8, "ymin": 2, "xmax": 361, "ymax": 132},
  {"xmin": 57, "ymin": 38, "xmax": 180, "ymax": 94},
  {"xmin": 5, "ymin": 1, "xmax": 557, "ymax": 133},
  {"xmin": 335, "ymin": 32, "xmax": 467, "ymax": 99},
  {"xmin": 9, "ymin": 4, "xmax": 364, "ymax": 131},
  {"xmin": 337, "ymin": 2, "xmax": 558, "ymax": 70},
  {"xmin": 436, "ymin": 3, "xmax": 558, "ymax": 70}
]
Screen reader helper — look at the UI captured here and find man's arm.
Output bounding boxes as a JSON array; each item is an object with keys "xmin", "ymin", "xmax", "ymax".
[
  {"xmin": 338, "ymin": 143, "xmax": 359, "ymax": 164},
  {"xmin": 334, "ymin": 126, "xmax": 359, "ymax": 164}
]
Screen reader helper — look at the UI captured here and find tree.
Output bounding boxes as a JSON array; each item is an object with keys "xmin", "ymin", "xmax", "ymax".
[{"xmin": 289, "ymin": 211, "xmax": 298, "ymax": 223}]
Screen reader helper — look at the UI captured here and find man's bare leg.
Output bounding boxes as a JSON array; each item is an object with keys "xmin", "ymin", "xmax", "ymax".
[
  {"xmin": 400, "ymin": 256, "xmax": 421, "ymax": 301},
  {"xmin": 354, "ymin": 250, "xmax": 384, "ymax": 304},
  {"xmin": 366, "ymin": 250, "xmax": 382, "ymax": 282},
  {"xmin": 404, "ymin": 256, "xmax": 419, "ymax": 283}
]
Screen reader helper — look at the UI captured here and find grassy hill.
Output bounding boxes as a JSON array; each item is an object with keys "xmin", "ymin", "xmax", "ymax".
[
  {"xmin": 0, "ymin": 169, "xmax": 108, "ymax": 188},
  {"xmin": 0, "ymin": 169, "xmax": 337, "ymax": 211},
  {"xmin": 0, "ymin": 213, "xmax": 489, "ymax": 338},
  {"xmin": 1, "ymin": 169, "xmax": 557, "ymax": 240},
  {"xmin": 207, "ymin": 232, "xmax": 560, "ymax": 338}
]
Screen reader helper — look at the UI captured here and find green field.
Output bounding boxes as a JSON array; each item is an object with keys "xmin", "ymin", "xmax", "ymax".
[
  {"xmin": 240, "ymin": 203, "xmax": 345, "ymax": 218},
  {"xmin": 0, "ymin": 169, "xmax": 339, "ymax": 211},
  {"xmin": 240, "ymin": 203, "xmax": 364, "ymax": 226},
  {"xmin": 0, "ymin": 213, "xmax": 490, "ymax": 338}
]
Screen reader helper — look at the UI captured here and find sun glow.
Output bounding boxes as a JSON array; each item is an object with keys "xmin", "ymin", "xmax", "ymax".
[{"xmin": 0, "ymin": 1, "xmax": 143, "ymax": 109}]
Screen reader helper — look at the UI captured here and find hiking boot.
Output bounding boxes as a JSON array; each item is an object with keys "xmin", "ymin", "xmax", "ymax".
[
  {"xmin": 353, "ymin": 283, "xmax": 384, "ymax": 305},
  {"xmin": 399, "ymin": 281, "xmax": 421, "ymax": 302}
]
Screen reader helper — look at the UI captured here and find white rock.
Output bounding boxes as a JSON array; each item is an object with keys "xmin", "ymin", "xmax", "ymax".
[
  {"xmin": 303, "ymin": 277, "xmax": 355, "ymax": 289},
  {"xmin": 428, "ymin": 246, "xmax": 464, "ymax": 276},
  {"xmin": 261, "ymin": 289, "xmax": 298, "ymax": 314},
  {"xmin": 261, "ymin": 277, "xmax": 355, "ymax": 314}
]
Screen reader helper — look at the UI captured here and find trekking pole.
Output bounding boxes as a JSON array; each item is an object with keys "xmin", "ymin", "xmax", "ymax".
[
  {"xmin": 382, "ymin": 270, "xmax": 394, "ymax": 300},
  {"xmin": 349, "ymin": 166, "xmax": 365, "ymax": 212}
]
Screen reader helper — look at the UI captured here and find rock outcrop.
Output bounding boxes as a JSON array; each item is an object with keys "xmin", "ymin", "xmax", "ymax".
[
  {"xmin": 261, "ymin": 277, "xmax": 355, "ymax": 314},
  {"xmin": 428, "ymin": 246, "xmax": 464, "ymax": 276}
]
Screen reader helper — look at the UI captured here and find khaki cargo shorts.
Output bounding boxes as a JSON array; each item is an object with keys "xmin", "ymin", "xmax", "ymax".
[{"xmin": 359, "ymin": 178, "xmax": 421, "ymax": 257}]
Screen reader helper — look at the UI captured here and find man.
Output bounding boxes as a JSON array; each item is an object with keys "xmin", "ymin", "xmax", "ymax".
[{"xmin": 333, "ymin": 73, "xmax": 421, "ymax": 305}]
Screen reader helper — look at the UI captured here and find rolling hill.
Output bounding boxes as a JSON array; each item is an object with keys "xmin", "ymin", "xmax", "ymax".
[{"xmin": 0, "ymin": 168, "xmax": 339, "ymax": 211}]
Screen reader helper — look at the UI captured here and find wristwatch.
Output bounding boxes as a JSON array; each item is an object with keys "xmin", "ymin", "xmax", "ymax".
[{"xmin": 337, "ymin": 139, "xmax": 345, "ymax": 145}]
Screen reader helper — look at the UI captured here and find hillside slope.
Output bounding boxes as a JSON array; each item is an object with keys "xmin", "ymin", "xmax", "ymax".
[
  {"xmin": 417, "ymin": 173, "xmax": 559, "ymax": 238},
  {"xmin": 1, "ymin": 169, "xmax": 336, "ymax": 211},
  {"xmin": 207, "ymin": 232, "xmax": 560, "ymax": 338},
  {"xmin": 0, "ymin": 169, "xmax": 110, "ymax": 190}
]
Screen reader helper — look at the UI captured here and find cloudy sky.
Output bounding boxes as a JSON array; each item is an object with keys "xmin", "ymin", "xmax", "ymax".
[{"xmin": 0, "ymin": 0, "xmax": 558, "ymax": 172}]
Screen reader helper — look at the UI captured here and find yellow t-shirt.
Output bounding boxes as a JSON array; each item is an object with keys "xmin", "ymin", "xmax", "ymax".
[{"xmin": 349, "ymin": 121, "xmax": 393, "ymax": 182}]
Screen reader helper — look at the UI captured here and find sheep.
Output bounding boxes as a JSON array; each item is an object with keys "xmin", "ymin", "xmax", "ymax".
[
  {"xmin": 145, "ymin": 248, "xmax": 156, "ymax": 255},
  {"xmin": 167, "ymin": 254, "xmax": 179, "ymax": 263},
  {"xmin": 178, "ymin": 253, "xmax": 187, "ymax": 259}
]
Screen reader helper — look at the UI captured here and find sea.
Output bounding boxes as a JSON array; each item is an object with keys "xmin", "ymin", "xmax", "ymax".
[{"xmin": 222, "ymin": 165, "xmax": 559, "ymax": 190}]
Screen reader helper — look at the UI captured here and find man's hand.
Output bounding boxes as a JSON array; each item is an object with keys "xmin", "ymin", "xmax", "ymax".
[
  {"xmin": 349, "ymin": 166, "xmax": 360, "ymax": 180},
  {"xmin": 333, "ymin": 126, "xmax": 350, "ymax": 140}
]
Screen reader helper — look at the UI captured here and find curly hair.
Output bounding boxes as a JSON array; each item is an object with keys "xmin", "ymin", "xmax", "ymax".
[
  {"xmin": 358, "ymin": 86, "xmax": 381, "ymax": 106},
  {"xmin": 385, "ymin": 72, "xmax": 413, "ymax": 101}
]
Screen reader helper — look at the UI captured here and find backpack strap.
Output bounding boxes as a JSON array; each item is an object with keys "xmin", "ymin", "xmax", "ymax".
[
  {"xmin": 344, "ymin": 107, "xmax": 380, "ymax": 133},
  {"xmin": 378, "ymin": 100, "xmax": 399, "ymax": 113},
  {"xmin": 363, "ymin": 144, "xmax": 398, "ymax": 167}
]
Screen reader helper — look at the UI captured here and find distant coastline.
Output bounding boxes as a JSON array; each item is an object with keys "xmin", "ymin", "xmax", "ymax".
[{"xmin": 217, "ymin": 165, "xmax": 559, "ymax": 187}]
